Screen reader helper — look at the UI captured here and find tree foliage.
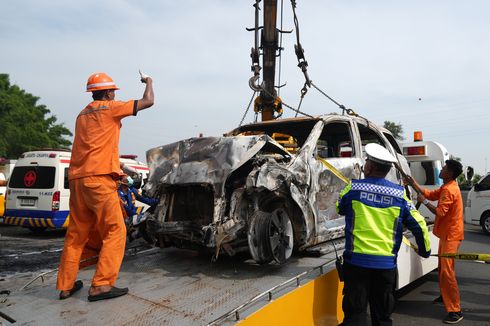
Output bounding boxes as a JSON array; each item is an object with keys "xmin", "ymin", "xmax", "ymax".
[
  {"xmin": 383, "ymin": 121, "xmax": 404, "ymax": 141},
  {"xmin": 448, "ymin": 155, "xmax": 480, "ymax": 188},
  {"xmin": 0, "ymin": 74, "xmax": 72, "ymax": 159}
]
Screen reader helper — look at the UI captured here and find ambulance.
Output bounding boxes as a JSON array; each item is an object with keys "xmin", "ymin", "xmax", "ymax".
[
  {"xmin": 402, "ymin": 131, "xmax": 450, "ymax": 221},
  {"xmin": 1, "ymin": 149, "xmax": 149, "ymax": 231}
]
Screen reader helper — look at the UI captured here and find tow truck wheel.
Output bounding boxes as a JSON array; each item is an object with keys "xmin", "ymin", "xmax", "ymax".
[
  {"xmin": 481, "ymin": 212, "xmax": 490, "ymax": 235},
  {"xmin": 248, "ymin": 210, "xmax": 273, "ymax": 264},
  {"xmin": 265, "ymin": 208, "xmax": 294, "ymax": 264}
]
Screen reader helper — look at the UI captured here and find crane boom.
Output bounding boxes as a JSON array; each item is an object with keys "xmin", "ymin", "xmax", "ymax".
[{"xmin": 260, "ymin": 0, "xmax": 279, "ymax": 121}]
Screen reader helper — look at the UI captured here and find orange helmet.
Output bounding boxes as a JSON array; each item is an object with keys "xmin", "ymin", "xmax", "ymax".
[{"xmin": 86, "ymin": 72, "xmax": 119, "ymax": 92}]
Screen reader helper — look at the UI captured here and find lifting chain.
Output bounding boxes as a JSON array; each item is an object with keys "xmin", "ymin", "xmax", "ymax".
[
  {"xmin": 294, "ymin": 81, "xmax": 309, "ymax": 117},
  {"xmin": 310, "ymin": 81, "xmax": 369, "ymax": 123},
  {"xmin": 259, "ymin": 86, "xmax": 312, "ymax": 118},
  {"xmin": 238, "ymin": 91, "xmax": 258, "ymax": 127},
  {"xmin": 291, "ymin": 0, "xmax": 311, "ymax": 88}
]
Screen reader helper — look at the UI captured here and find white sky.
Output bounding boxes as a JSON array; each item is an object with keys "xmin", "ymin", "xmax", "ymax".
[{"xmin": 2, "ymin": 1, "xmax": 490, "ymax": 175}]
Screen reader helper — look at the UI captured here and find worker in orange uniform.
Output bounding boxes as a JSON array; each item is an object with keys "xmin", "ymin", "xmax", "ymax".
[
  {"xmin": 57, "ymin": 71, "xmax": 154, "ymax": 302},
  {"xmin": 406, "ymin": 159, "xmax": 464, "ymax": 324}
]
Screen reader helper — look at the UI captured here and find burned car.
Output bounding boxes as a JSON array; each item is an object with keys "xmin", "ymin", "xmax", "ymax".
[{"xmin": 144, "ymin": 114, "xmax": 411, "ymax": 264}]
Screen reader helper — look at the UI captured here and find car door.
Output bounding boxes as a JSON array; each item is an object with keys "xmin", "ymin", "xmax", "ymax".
[{"xmin": 310, "ymin": 117, "xmax": 363, "ymax": 238}]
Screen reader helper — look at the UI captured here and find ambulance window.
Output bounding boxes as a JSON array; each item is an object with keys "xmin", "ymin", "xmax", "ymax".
[
  {"xmin": 64, "ymin": 168, "xmax": 69, "ymax": 189},
  {"xmin": 9, "ymin": 166, "xmax": 56, "ymax": 189},
  {"xmin": 316, "ymin": 122, "xmax": 354, "ymax": 158},
  {"xmin": 409, "ymin": 161, "xmax": 436, "ymax": 185}
]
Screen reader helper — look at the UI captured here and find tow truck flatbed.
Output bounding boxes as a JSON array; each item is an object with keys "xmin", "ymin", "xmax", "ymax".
[{"xmin": 0, "ymin": 246, "xmax": 339, "ymax": 325}]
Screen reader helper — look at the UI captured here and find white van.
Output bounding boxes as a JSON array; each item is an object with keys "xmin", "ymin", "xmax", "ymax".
[
  {"xmin": 465, "ymin": 172, "xmax": 490, "ymax": 235},
  {"xmin": 1, "ymin": 149, "xmax": 149, "ymax": 231}
]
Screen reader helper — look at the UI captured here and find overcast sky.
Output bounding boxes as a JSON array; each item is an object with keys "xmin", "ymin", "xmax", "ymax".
[{"xmin": 2, "ymin": 1, "xmax": 490, "ymax": 175}]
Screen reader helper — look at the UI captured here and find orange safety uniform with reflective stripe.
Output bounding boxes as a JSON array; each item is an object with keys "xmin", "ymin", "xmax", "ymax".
[
  {"xmin": 423, "ymin": 180, "xmax": 464, "ymax": 313},
  {"xmin": 57, "ymin": 99, "xmax": 137, "ymax": 291},
  {"xmin": 68, "ymin": 100, "xmax": 138, "ymax": 180}
]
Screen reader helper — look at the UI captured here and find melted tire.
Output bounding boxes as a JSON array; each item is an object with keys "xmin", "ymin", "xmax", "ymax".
[{"xmin": 248, "ymin": 210, "xmax": 273, "ymax": 264}]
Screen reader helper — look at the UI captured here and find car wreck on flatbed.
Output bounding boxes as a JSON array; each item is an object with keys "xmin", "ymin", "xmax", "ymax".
[{"xmin": 144, "ymin": 114, "xmax": 411, "ymax": 264}]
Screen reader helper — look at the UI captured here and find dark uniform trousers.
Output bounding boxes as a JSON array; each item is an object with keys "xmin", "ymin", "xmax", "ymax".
[{"xmin": 340, "ymin": 262, "xmax": 396, "ymax": 326}]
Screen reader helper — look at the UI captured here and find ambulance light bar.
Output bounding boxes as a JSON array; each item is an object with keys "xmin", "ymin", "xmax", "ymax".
[{"xmin": 403, "ymin": 145, "xmax": 426, "ymax": 156}]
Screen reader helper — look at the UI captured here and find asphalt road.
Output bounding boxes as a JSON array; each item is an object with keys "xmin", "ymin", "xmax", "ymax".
[
  {"xmin": 0, "ymin": 226, "xmax": 65, "ymax": 276},
  {"xmin": 0, "ymin": 224, "xmax": 488, "ymax": 325},
  {"xmin": 393, "ymin": 224, "xmax": 490, "ymax": 326}
]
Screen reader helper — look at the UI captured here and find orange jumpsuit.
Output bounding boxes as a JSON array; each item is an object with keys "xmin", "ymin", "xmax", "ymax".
[
  {"xmin": 57, "ymin": 99, "xmax": 137, "ymax": 291},
  {"xmin": 423, "ymin": 180, "xmax": 464, "ymax": 313}
]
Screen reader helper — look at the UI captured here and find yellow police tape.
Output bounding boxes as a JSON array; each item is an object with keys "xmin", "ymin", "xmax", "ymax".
[
  {"xmin": 316, "ymin": 157, "xmax": 350, "ymax": 184},
  {"xmin": 432, "ymin": 253, "xmax": 490, "ymax": 262},
  {"xmin": 402, "ymin": 236, "xmax": 419, "ymax": 252}
]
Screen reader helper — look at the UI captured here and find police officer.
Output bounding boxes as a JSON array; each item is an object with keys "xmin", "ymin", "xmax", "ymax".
[{"xmin": 337, "ymin": 143, "xmax": 431, "ymax": 326}]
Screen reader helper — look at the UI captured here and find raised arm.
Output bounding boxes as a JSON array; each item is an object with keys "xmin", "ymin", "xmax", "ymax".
[{"xmin": 136, "ymin": 77, "xmax": 154, "ymax": 112}]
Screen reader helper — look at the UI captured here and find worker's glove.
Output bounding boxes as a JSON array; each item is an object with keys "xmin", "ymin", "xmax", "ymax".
[{"xmin": 139, "ymin": 69, "xmax": 151, "ymax": 83}]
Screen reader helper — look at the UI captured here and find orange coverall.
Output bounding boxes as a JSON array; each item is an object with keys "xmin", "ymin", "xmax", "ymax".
[
  {"xmin": 423, "ymin": 180, "xmax": 464, "ymax": 313},
  {"xmin": 57, "ymin": 99, "xmax": 137, "ymax": 291}
]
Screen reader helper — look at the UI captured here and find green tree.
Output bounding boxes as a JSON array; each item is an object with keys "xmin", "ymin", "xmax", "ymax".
[
  {"xmin": 383, "ymin": 121, "xmax": 404, "ymax": 141},
  {"xmin": 0, "ymin": 74, "xmax": 72, "ymax": 158},
  {"xmin": 449, "ymin": 155, "xmax": 479, "ymax": 188}
]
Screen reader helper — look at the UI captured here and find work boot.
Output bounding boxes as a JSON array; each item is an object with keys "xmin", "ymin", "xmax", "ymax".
[
  {"xmin": 432, "ymin": 295, "xmax": 443, "ymax": 304},
  {"xmin": 443, "ymin": 311, "xmax": 463, "ymax": 324}
]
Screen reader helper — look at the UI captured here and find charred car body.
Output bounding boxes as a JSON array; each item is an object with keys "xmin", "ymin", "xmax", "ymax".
[{"xmin": 144, "ymin": 114, "xmax": 411, "ymax": 264}]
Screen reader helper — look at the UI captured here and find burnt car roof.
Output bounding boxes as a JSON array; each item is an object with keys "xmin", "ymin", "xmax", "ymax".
[{"xmin": 226, "ymin": 114, "xmax": 367, "ymax": 149}]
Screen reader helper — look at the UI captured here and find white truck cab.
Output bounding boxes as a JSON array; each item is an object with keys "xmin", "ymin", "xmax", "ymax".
[
  {"xmin": 1, "ymin": 149, "xmax": 149, "ymax": 231},
  {"xmin": 465, "ymin": 173, "xmax": 490, "ymax": 235}
]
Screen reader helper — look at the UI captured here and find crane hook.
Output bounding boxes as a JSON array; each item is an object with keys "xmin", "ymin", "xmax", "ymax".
[{"xmin": 249, "ymin": 75, "xmax": 263, "ymax": 92}]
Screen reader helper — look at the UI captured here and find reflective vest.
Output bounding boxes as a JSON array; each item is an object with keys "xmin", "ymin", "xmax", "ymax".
[{"xmin": 337, "ymin": 177, "xmax": 431, "ymax": 269}]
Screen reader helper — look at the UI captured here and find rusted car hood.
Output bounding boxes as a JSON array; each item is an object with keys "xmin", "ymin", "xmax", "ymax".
[{"xmin": 144, "ymin": 135, "xmax": 290, "ymax": 197}]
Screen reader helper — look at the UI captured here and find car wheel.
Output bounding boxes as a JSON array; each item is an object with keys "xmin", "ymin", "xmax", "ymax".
[
  {"xmin": 248, "ymin": 208, "xmax": 294, "ymax": 264},
  {"xmin": 248, "ymin": 210, "xmax": 273, "ymax": 264},
  {"xmin": 481, "ymin": 212, "xmax": 490, "ymax": 235},
  {"xmin": 265, "ymin": 208, "xmax": 294, "ymax": 264}
]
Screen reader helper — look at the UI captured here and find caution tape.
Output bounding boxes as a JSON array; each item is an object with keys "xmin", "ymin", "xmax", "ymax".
[
  {"xmin": 316, "ymin": 157, "xmax": 350, "ymax": 184},
  {"xmin": 402, "ymin": 236, "xmax": 419, "ymax": 252},
  {"xmin": 432, "ymin": 253, "xmax": 490, "ymax": 262}
]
